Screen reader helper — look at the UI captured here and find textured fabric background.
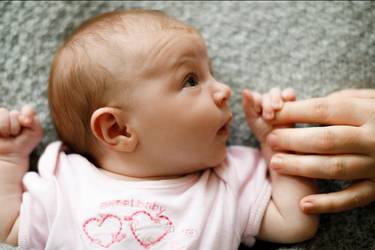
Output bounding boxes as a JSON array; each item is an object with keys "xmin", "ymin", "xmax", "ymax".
[{"xmin": 1, "ymin": 1, "xmax": 375, "ymax": 249}]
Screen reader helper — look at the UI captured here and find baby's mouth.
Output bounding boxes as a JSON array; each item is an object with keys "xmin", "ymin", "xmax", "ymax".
[
  {"xmin": 217, "ymin": 125, "xmax": 228, "ymax": 135},
  {"xmin": 217, "ymin": 115, "xmax": 232, "ymax": 135}
]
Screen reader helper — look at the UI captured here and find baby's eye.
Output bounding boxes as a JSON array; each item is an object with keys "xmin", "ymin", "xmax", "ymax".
[{"xmin": 182, "ymin": 73, "xmax": 199, "ymax": 88}]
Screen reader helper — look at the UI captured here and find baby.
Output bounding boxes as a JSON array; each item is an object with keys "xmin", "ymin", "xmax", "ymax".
[{"xmin": 0, "ymin": 9, "xmax": 318, "ymax": 250}]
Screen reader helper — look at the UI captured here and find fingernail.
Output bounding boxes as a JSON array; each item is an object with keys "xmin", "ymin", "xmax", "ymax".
[
  {"xmin": 271, "ymin": 156, "xmax": 283, "ymax": 170},
  {"xmin": 302, "ymin": 201, "xmax": 315, "ymax": 213},
  {"xmin": 267, "ymin": 134, "xmax": 279, "ymax": 149}
]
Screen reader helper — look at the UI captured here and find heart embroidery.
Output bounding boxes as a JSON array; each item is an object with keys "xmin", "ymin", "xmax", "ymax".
[
  {"xmin": 129, "ymin": 211, "xmax": 173, "ymax": 249},
  {"xmin": 83, "ymin": 214, "xmax": 126, "ymax": 248}
]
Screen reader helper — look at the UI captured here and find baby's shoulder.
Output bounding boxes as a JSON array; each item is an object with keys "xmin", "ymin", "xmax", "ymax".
[
  {"xmin": 36, "ymin": 141, "xmax": 64, "ymax": 177},
  {"xmin": 36, "ymin": 141, "xmax": 92, "ymax": 178},
  {"xmin": 213, "ymin": 145, "xmax": 263, "ymax": 183}
]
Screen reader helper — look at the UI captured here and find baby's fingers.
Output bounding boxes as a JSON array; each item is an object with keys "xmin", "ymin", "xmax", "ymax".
[
  {"xmin": 270, "ymin": 88, "xmax": 283, "ymax": 109},
  {"xmin": 19, "ymin": 105, "xmax": 36, "ymax": 127},
  {"xmin": 19, "ymin": 105, "xmax": 43, "ymax": 137},
  {"xmin": 10, "ymin": 110, "xmax": 21, "ymax": 136},
  {"xmin": 262, "ymin": 93, "xmax": 275, "ymax": 120},
  {"xmin": 281, "ymin": 88, "xmax": 296, "ymax": 102},
  {"xmin": 262, "ymin": 88, "xmax": 285, "ymax": 120},
  {"xmin": 14, "ymin": 105, "xmax": 43, "ymax": 154},
  {"xmin": 0, "ymin": 108, "xmax": 11, "ymax": 137},
  {"xmin": 242, "ymin": 89, "xmax": 261, "ymax": 116}
]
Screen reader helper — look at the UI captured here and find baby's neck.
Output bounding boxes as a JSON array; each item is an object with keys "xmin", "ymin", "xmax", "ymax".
[
  {"xmin": 94, "ymin": 147, "xmax": 199, "ymax": 181},
  {"xmin": 98, "ymin": 168, "xmax": 185, "ymax": 181}
]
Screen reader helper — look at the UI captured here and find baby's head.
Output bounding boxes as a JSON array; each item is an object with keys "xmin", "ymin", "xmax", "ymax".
[{"xmin": 49, "ymin": 9, "xmax": 232, "ymax": 178}]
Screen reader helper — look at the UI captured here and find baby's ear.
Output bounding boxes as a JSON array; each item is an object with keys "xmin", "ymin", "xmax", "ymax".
[{"xmin": 90, "ymin": 107, "xmax": 138, "ymax": 152}]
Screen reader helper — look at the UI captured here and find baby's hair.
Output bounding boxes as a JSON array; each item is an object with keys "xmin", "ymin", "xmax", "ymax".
[{"xmin": 48, "ymin": 9, "xmax": 197, "ymax": 159}]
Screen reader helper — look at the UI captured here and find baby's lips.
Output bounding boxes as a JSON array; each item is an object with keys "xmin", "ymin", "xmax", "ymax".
[
  {"xmin": 217, "ymin": 113, "xmax": 232, "ymax": 135},
  {"xmin": 225, "ymin": 113, "xmax": 233, "ymax": 128},
  {"xmin": 227, "ymin": 113, "xmax": 233, "ymax": 124}
]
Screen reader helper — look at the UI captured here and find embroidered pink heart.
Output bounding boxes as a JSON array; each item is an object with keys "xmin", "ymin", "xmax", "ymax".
[
  {"xmin": 129, "ymin": 211, "xmax": 173, "ymax": 249},
  {"xmin": 83, "ymin": 214, "xmax": 126, "ymax": 248}
]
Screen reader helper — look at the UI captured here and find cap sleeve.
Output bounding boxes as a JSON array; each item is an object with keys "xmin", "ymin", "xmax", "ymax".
[
  {"xmin": 213, "ymin": 146, "xmax": 272, "ymax": 246},
  {"xmin": 18, "ymin": 141, "xmax": 62, "ymax": 249}
]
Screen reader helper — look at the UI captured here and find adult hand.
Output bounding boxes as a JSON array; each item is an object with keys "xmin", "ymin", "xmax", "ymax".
[{"xmin": 267, "ymin": 89, "xmax": 375, "ymax": 213}]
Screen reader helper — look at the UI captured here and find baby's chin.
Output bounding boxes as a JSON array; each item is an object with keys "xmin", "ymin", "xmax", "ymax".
[
  {"xmin": 207, "ymin": 146, "xmax": 228, "ymax": 168},
  {"xmin": 176, "ymin": 153, "xmax": 226, "ymax": 176}
]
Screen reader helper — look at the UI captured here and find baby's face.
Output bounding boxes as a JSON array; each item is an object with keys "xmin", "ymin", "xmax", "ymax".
[{"xmin": 119, "ymin": 31, "xmax": 232, "ymax": 176}]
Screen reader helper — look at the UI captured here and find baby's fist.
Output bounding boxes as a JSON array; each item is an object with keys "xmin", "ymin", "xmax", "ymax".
[
  {"xmin": 0, "ymin": 105, "xmax": 43, "ymax": 157},
  {"xmin": 242, "ymin": 87, "xmax": 296, "ymax": 143}
]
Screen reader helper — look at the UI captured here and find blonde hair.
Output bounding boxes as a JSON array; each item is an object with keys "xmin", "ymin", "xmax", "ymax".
[{"xmin": 48, "ymin": 9, "xmax": 197, "ymax": 158}]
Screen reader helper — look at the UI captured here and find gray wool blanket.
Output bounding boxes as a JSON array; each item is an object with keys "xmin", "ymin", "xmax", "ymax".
[{"xmin": 1, "ymin": 1, "xmax": 374, "ymax": 249}]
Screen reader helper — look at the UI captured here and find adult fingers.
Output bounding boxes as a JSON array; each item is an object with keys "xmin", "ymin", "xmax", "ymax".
[
  {"xmin": 271, "ymin": 154, "xmax": 375, "ymax": 180},
  {"xmin": 267, "ymin": 126, "xmax": 369, "ymax": 154},
  {"xmin": 300, "ymin": 180, "xmax": 375, "ymax": 213},
  {"xmin": 281, "ymin": 88, "xmax": 296, "ymax": 102},
  {"xmin": 327, "ymin": 89, "xmax": 375, "ymax": 99},
  {"xmin": 273, "ymin": 97, "xmax": 369, "ymax": 126}
]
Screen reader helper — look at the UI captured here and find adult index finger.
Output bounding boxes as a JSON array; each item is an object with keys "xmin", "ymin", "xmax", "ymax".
[
  {"xmin": 327, "ymin": 89, "xmax": 375, "ymax": 99},
  {"xmin": 272, "ymin": 97, "xmax": 367, "ymax": 126}
]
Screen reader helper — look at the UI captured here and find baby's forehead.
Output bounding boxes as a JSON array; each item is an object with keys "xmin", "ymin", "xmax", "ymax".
[
  {"xmin": 97, "ymin": 30, "xmax": 207, "ymax": 76},
  {"xmin": 68, "ymin": 16, "xmax": 208, "ymax": 84},
  {"xmin": 133, "ymin": 31, "xmax": 208, "ymax": 75}
]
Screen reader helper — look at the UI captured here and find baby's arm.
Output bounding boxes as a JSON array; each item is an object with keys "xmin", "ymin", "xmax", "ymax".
[
  {"xmin": 0, "ymin": 106, "xmax": 42, "ymax": 244},
  {"xmin": 243, "ymin": 88, "xmax": 319, "ymax": 243}
]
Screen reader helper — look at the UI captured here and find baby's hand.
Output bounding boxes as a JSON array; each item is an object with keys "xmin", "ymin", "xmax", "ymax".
[
  {"xmin": 242, "ymin": 87, "xmax": 296, "ymax": 143},
  {"xmin": 0, "ymin": 106, "xmax": 43, "ymax": 162}
]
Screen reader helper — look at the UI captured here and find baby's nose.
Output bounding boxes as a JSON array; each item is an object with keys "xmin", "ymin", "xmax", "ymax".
[{"xmin": 213, "ymin": 82, "xmax": 232, "ymax": 107}]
